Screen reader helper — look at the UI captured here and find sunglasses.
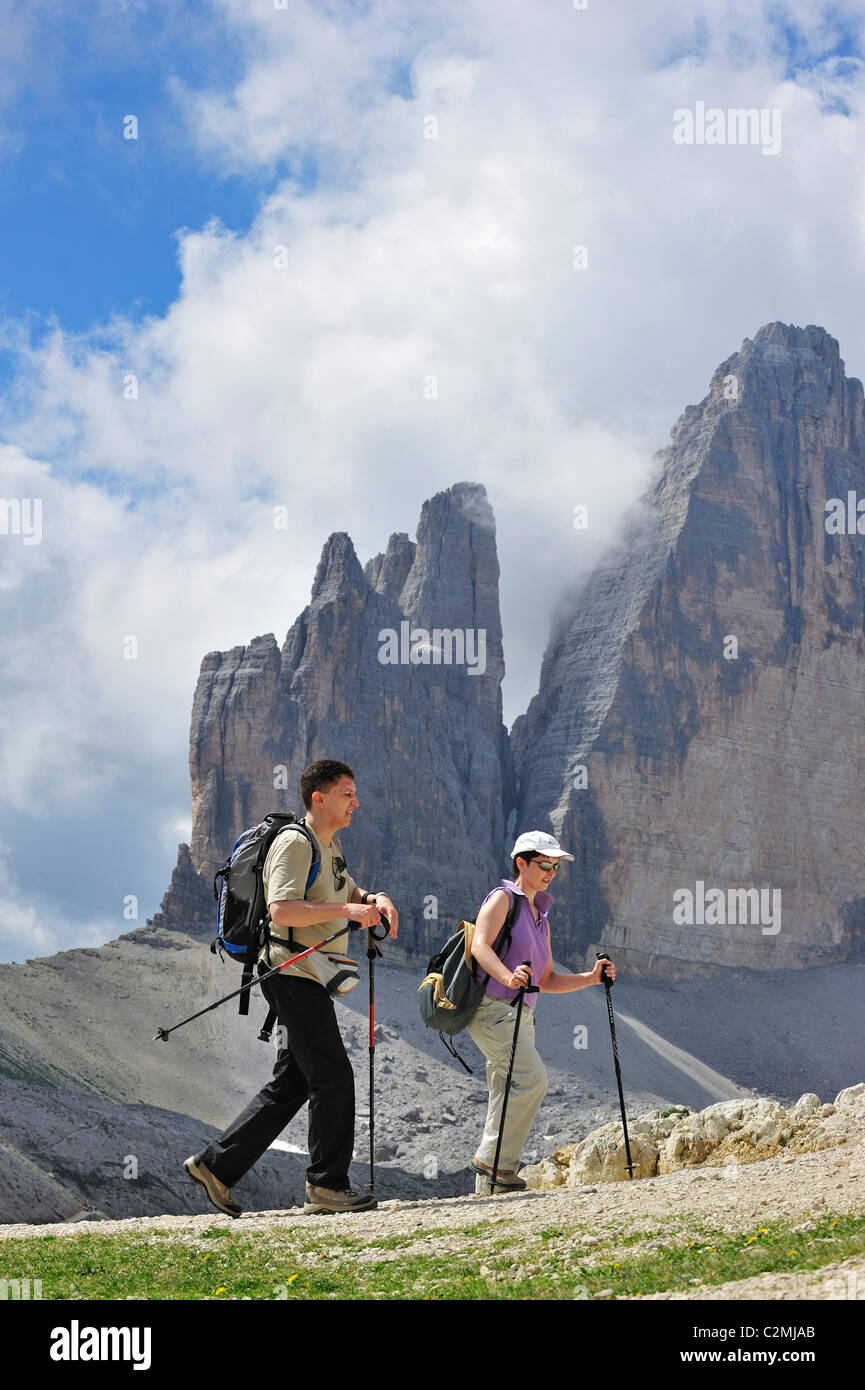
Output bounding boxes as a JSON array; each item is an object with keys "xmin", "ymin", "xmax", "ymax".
[
  {"xmin": 533, "ymin": 859, "xmax": 559, "ymax": 874},
  {"xmin": 332, "ymin": 855, "xmax": 347, "ymax": 891}
]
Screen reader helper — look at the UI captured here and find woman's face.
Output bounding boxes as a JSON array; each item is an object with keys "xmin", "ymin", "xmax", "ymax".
[{"xmin": 519, "ymin": 855, "xmax": 559, "ymax": 890}]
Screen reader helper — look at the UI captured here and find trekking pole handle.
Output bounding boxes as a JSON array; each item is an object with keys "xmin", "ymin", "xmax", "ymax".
[
  {"xmin": 596, "ymin": 950, "xmax": 613, "ymax": 988},
  {"xmin": 510, "ymin": 959, "xmax": 539, "ymax": 1003}
]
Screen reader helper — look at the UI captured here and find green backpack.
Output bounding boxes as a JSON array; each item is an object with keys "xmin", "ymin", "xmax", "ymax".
[{"xmin": 417, "ymin": 886, "xmax": 519, "ymax": 1071}]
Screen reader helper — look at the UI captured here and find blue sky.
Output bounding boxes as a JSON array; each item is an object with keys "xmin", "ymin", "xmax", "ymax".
[
  {"xmin": 0, "ymin": 3, "xmax": 253, "ymax": 380},
  {"xmin": 2, "ymin": 0, "xmax": 865, "ymax": 960},
  {"xmin": 0, "ymin": 1, "xmax": 421, "ymax": 357}
]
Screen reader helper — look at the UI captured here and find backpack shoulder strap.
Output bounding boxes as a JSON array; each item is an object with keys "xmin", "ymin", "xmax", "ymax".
[
  {"xmin": 495, "ymin": 886, "xmax": 520, "ymax": 958},
  {"xmin": 296, "ymin": 819, "xmax": 321, "ymax": 893},
  {"xmin": 269, "ymin": 818, "xmax": 321, "ymax": 894},
  {"xmin": 264, "ymin": 819, "xmax": 322, "ymax": 955}
]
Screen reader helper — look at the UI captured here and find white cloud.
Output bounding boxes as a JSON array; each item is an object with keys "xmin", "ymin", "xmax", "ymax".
[{"xmin": 3, "ymin": 0, "xmax": 865, "ymax": 953}]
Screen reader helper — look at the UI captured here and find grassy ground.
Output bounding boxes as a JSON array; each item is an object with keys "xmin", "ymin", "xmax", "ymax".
[{"xmin": 2, "ymin": 1209, "xmax": 864, "ymax": 1300}]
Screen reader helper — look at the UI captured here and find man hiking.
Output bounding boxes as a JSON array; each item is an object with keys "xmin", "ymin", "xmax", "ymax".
[{"xmin": 185, "ymin": 759, "xmax": 398, "ymax": 1216}]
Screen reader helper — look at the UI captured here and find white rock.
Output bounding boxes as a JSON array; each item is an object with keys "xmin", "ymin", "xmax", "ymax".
[
  {"xmin": 519, "ymin": 1083, "xmax": 865, "ymax": 1191},
  {"xmin": 834, "ymin": 1084, "xmax": 865, "ymax": 1110},
  {"xmin": 789, "ymin": 1093, "xmax": 821, "ymax": 1122},
  {"xmin": 522, "ymin": 1159, "xmax": 563, "ymax": 1190},
  {"xmin": 567, "ymin": 1131, "xmax": 658, "ymax": 1183}
]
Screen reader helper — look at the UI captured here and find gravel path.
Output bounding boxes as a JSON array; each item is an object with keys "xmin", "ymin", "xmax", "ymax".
[
  {"xmin": 2, "ymin": 1136, "xmax": 862, "ymax": 1244},
  {"xmin": 3, "ymin": 1136, "xmax": 862, "ymax": 1300}
]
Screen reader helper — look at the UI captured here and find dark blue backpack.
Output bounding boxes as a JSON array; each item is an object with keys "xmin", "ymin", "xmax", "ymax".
[{"xmin": 211, "ymin": 812, "xmax": 320, "ymax": 1032}]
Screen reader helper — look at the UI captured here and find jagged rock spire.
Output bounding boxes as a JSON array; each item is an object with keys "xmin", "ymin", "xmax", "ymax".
[{"xmin": 155, "ymin": 483, "xmax": 513, "ymax": 958}]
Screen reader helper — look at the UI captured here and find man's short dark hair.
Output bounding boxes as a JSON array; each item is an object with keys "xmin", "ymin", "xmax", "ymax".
[
  {"xmin": 512, "ymin": 850, "xmax": 538, "ymax": 877},
  {"xmin": 301, "ymin": 759, "xmax": 356, "ymax": 809}
]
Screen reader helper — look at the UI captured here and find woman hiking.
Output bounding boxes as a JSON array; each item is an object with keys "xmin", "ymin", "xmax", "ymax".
[{"xmin": 468, "ymin": 830, "xmax": 616, "ymax": 1191}]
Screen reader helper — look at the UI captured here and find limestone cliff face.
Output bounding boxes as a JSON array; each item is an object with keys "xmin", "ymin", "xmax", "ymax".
[
  {"xmin": 512, "ymin": 323, "xmax": 865, "ymax": 978},
  {"xmin": 152, "ymin": 483, "xmax": 514, "ymax": 956},
  {"xmin": 154, "ymin": 325, "xmax": 865, "ymax": 979}
]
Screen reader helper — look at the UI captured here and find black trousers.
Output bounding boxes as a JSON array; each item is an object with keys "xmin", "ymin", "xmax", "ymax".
[{"xmin": 200, "ymin": 970, "xmax": 355, "ymax": 1191}]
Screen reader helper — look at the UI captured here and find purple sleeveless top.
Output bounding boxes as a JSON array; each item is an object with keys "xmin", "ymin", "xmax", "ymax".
[{"xmin": 479, "ymin": 879, "xmax": 551, "ymax": 1010}]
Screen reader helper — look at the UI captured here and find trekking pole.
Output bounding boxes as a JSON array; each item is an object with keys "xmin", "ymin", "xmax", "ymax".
[
  {"xmin": 152, "ymin": 924, "xmax": 360, "ymax": 1041},
  {"xmin": 367, "ymin": 927, "xmax": 384, "ymax": 1193},
  {"xmin": 490, "ymin": 961, "xmax": 539, "ymax": 1195},
  {"xmin": 596, "ymin": 950, "xmax": 634, "ymax": 1178}
]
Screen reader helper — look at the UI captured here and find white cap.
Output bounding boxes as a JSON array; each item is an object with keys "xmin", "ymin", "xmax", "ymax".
[{"xmin": 511, "ymin": 830, "xmax": 574, "ymax": 862}]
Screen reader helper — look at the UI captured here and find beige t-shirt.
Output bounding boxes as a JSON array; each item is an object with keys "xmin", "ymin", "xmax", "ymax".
[{"xmin": 261, "ymin": 822, "xmax": 358, "ymax": 985}]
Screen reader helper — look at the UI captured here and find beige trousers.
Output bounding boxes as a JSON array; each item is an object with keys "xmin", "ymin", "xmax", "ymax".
[{"xmin": 466, "ymin": 994, "xmax": 548, "ymax": 1171}]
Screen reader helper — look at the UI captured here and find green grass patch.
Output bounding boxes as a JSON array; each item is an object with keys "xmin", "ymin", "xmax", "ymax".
[
  {"xmin": 577, "ymin": 1211, "xmax": 865, "ymax": 1299},
  {"xmin": 1, "ymin": 1210, "xmax": 862, "ymax": 1301}
]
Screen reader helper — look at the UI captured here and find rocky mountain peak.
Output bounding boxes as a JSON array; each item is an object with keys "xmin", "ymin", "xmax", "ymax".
[
  {"xmin": 514, "ymin": 321, "xmax": 865, "ymax": 977},
  {"xmin": 310, "ymin": 531, "xmax": 364, "ymax": 603},
  {"xmin": 154, "ymin": 324, "xmax": 865, "ymax": 979},
  {"xmin": 153, "ymin": 481, "xmax": 513, "ymax": 956}
]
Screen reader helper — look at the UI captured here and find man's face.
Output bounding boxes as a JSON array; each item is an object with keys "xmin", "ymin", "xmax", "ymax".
[{"xmin": 315, "ymin": 776, "xmax": 359, "ymax": 827}]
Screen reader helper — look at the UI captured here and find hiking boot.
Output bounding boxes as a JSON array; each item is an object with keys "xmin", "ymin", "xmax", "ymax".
[
  {"xmin": 471, "ymin": 1157, "xmax": 527, "ymax": 1190},
  {"xmin": 304, "ymin": 1182, "xmax": 377, "ymax": 1214},
  {"xmin": 184, "ymin": 1155, "xmax": 243, "ymax": 1218}
]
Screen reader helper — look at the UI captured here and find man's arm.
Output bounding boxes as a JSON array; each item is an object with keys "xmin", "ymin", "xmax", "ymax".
[
  {"xmin": 269, "ymin": 897, "xmax": 383, "ymax": 931},
  {"xmin": 266, "ymin": 831, "xmax": 383, "ymax": 933}
]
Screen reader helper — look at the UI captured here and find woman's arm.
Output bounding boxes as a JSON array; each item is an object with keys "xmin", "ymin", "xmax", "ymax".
[
  {"xmin": 470, "ymin": 890, "xmax": 532, "ymax": 991},
  {"xmin": 538, "ymin": 944, "xmax": 616, "ymax": 993}
]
